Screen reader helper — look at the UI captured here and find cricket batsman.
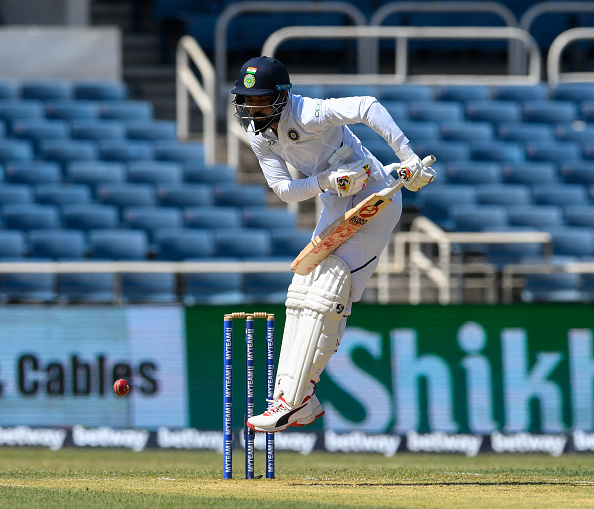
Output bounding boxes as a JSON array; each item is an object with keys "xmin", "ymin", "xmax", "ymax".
[{"xmin": 231, "ymin": 56, "xmax": 435, "ymax": 432}]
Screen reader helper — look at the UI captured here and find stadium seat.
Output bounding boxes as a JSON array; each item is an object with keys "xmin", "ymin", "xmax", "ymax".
[
  {"xmin": 73, "ymin": 81, "xmax": 127, "ymax": 100},
  {"xmin": 0, "ymin": 80, "xmax": 19, "ymax": 99},
  {"xmin": 2, "ymin": 203, "xmax": 60, "ymax": 231},
  {"xmin": 61, "ymin": 203, "xmax": 119, "ymax": 231},
  {"xmin": 382, "ymin": 101, "xmax": 409, "ymax": 122},
  {"xmin": 21, "ymin": 80, "xmax": 72, "ymax": 100},
  {"xmin": 564, "ymin": 205, "xmax": 594, "ymax": 228},
  {"xmin": 156, "ymin": 183, "xmax": 213, "ymax": 208},
  {"xmin": 435, "ymin": 85, "xmax": 490, "ymax": 102},
  {"xmin": 244, "ymin": 270, "xmax": 294, "ymax": 304},
  {"xmin": 470, "ymin": 140, "xmax": 524, "ymax": 162},
  {"xmin": 28, "ymin": 229, "xmax": 87, "ymax": 260},
  {"xmin": 554, "ymin": 123, "xmax": 594, "ymax": 143},
  {"xmin": 418, "ymin": 185, "xmax": 477, "ymax": 230},
  {"xmin": 0, "ymin": 259, "xmax": 56, "ymax": 303},
  {"xmin": 525, "ymin": 141, "xmax": 581, "ymax": 164},
  {"xmin": 0, "ymin": 139, "xmax": 34, "ymax": 161},
  {"xmin": 242, "ymin": 207, "xmax": 297, "ymax": 230},
  {"xmin": 214, "ymin": 228, "xmax": 272, "ymax": 258},
  {"xmin": 550, "ymin": 83, "xmax": 594, "ymax": 102},
  {"xmin": 57, "ymin": 273, "xmax": 115, "ymax": 304},
  {"xmin": 127, "ymin": 161, "xmax": 183, "ymax": 185},
  {"xmin": 45, "ymin": 100, "xmax": 100, "ymax": 120},
  {"xmin": 39, "ymin": 139, "xmax": 98, "ymax": 168},
  {"xmin": 156, "ymin": 229, "xmax": 215, "ymax": 260},
  {"xmin": 182, "ymin": 162, "xmax": 235, "ymax": 184},
  {"xmin": 348, "ymin": 123, "xmax": 383, "ymax": 143},
  {"xmin": 88, "ymin": 229, "xmax": 148, "ymax": 260},
  {"xmin": 271, "ymin": 229, "xmax": 312, "ymax": 258},
  {"xmin": 484, "ymin": 225, "xmax": 545, "ymax": 268},
  {"xmin": 126, "ymin": 120, "xmax": 177, "ymax": 140},
  {"xmin": 522, "ymin": 271, "xmax": 582, "ymax": 303},
  {"xmin": 213, "ymin": 184, "xmax": 267, "ymax": 208},
  {"xmin": 413, "ymin": 141, "xmax": 470, "ymax": 163},
  {"xmin": 324, "ymin": 84, "xmax": 380, "ymax": 99},
  {"xmin": 11, "ymin": 119, "xmax": 70, "ymax": 153},
  {"xmin": 465, "ymin": 101, "xmax": 522, "ymax": 123},
  {"xmin": 532, "ymin": 184, "xmax": 590, "ymax": 208},
  {"xmin": 491, "ymin": 84, "xmax": 548, "ymax": 101},
  {"xmin": 475, "ymin": 184, "xmax": 532, "ymax": 206},
  {"xmin": 522, "ymin": 101, "xmax": 578, "ymax": 123},
  {"xmin": 508, "ymin": 205, "xmax": 564, "ymax": 229},
  {"xmin": 66, "ymin": 161, "xmax": 126, "ymax": 189},
  {"xmin": 497, "ymin": 123, "xmax": 555, "ymax": 143},
  {"xmin": 364, "ymin": 139, "xmax": 398, "ymax": 165},
  {"xmin": 0, "ymin": 230, "xmax": 26, "ymax": 258},
  {"xmin": 0, "ymin": 100, "xmax": 45, "ymax": 125},
  {"xmin": 379, "ymin": 84, "xmax": 434, "ymax": 102},
  {"xmin": 3, "ymin": 161, "xmax": 61, "ymax": 184},
  {"xmin": 71, "ymin": 119, "xmax": 126, "ymax": 141},
  {"xmin": 155, "ymin": 140, "xmax": 205, "ymax": 162},
  {"xmin": 121, "ymin": 273, "xmax": 177, "ymax": 303},
  {"xmin": 35, "ymin": 184, "xmax": 92, "ymax": 208},
  {"xmin": 548, "ymin": 227, "xmax": 594, "ymax": 257},
  {"xmin": 408, "ymin": 101, "xmax": 464, "ymax": 122},
  {"xmin": 584, "ymin": 143, "xmax": 594, "ymax": 161},
  {"xmin": 396, "ymin": 121, "xmax": 440, "ymax": 143},
  {"xmin": 96, "ymin": 183, "xmax": 156, "ymax": 209},
  {"xmin": 99, "ymin": 100, "xmax": 153, "ymax": 120},
  {"xmin": 501, "ymin": 162, "xmax": 558, "ymax": 185},
  {"xmin": 449, "ymin": 204, "xmax": 508, "ymax": 232},
  {"xmin": 0, "ymin": 184, "xmax": 33, "ymax": 205},
  {"xmin": 440, "ymin": 122, "xmax": 493, "ymax": 142},
  {"xmin": 292, "ymin": 84, "xmax": 325, "ymax": 99},
  {"xmin": 184, "ymin": 206, "xmax": 241, "ymax": 229},
  {"xmin": 580, "ymin": 101, "xmax": 594, "ymax": 122},
  {"xmin": 122, "ymin": 206, "xmax": 183, "ymax": 244},
  {"xmin": 445, "ymin": 162, "xmax": 501, "ymax": 185},
  {"xmin": 183, "ymin": 266, "xmax": 244, "ymax": 305},
  {"xmin": 98, "ymin": 139, "xmax": 155, "ymax": 162}
]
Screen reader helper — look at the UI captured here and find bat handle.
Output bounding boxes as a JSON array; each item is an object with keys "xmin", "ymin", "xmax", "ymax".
[{"xmin": 423, "ymin": 155, "xmax": 436, "ymax": 167}]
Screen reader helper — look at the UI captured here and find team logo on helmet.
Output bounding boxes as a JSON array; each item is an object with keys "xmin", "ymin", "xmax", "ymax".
[
  {"xmin": 287, "ymin": 128, "xmax": 300, "ymax": 142},
  {"xmin": 243, "ymin": 74, "xmax": 255, "ymax": 88}
]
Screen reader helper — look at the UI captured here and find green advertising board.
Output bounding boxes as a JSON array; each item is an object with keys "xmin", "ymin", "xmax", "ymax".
[{"xmin": 185, "ymin": 304, "xmax": 594, "ymax": 434}]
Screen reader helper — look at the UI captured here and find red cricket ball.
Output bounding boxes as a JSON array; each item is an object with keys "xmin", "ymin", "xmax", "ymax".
[{"xmin": 113, "ymin": 379, "xmax": 130, "ymax": 397}]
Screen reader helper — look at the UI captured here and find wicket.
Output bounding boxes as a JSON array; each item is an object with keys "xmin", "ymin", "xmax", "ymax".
[{"xmin": 223, "ymin": 312, "xmax": 275, "ymax": 479}]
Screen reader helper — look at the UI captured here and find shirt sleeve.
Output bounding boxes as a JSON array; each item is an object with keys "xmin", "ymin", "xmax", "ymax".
[{"xmin": 249, "ymin": 134, "xmax": 321, "ymax": 203}]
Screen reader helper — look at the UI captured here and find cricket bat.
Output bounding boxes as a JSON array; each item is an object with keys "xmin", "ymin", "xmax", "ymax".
[{"xmin": 290, "ymin": 155, "xmax": 436, "ymax": 275}]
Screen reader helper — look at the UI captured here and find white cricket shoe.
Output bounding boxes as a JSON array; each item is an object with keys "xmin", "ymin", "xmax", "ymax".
[{"xmin": 247, "ymin": 393, "xmax": 324, "ymax": 433}]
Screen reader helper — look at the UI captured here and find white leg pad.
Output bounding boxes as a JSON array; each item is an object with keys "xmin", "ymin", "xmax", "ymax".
[{"xmin": 274, "ymin": 255, "xmax": 351, "ymax": 406}]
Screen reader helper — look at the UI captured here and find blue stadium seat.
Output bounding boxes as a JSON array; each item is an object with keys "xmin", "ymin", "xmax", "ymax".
[
  {"xmin": 445, "ymin": 162, "xmax": 501, "ymax": 185},
  {"xmin": 126, "ymin": 120, "xmax": 177, "ymax": 140},
  {"xmin": 155, "ymin": 140, "xmax": 205, "ymax": 162},
  {"xmin": 214, "ymin": 228, "xmax": 272, "ymax": 258},
  {"xmin": 121, "ymin": 272, "xmax": 177, "ymax": 303},
  {"xmin": 0, "ymin": 259, "xmax": 56, "ymax": 303},
  {"xmin": 11, "ymin": 119, "xmax": 70, "ymax": 153},
  {"xmin": 28, "ymin": 229, "xmax": 87, "ymax": 260},
  {"xmin": 470, "ymin": 140, "xmax": 524, "ymax": 162},
  {"xmin": 74, "ymin": 81, "xmax": 127, "ymax": 101},
  {"xmin": 0, "ymin": 100, "xmax": 45, "ymax": 125},
  {"xmin": 0, "ymin": 80, "xmax": 19, "ymax": 99},
  {"xmin": 2, "ymin": 203, "xmax": 60, "ymax": 231},
  {"xmin": 271, "ymin": 229, "xmax": 312, "ymax": 258},
  {"xmin": 39, "ymin": 139, "xmax": 98, "ymax": 168},
  {"xmin": 156, "ymin": 229, "xmax": 215, "ymax": 260},
  {"xmin": 292, "ymin": 85, "xmax": 325, "ymax": 99},
  {"xmin": 565, "ymin": 205, "xmax": 594, "ymax": 228},
  {"xmin": 484, "ymin": 225, "xmax": 545, "ymax": 268},
  {"xmin": 0, "ymin": 230, "xmax": 26, "ymax": 258},
  {"xmin": 549, "ymin": 227, "xmax": 594, "ymax": 258},
  {"xmin": 450, "ymin": 204, "xmax": 508, "ymax": 232},
  {"xmin": 382, "ymin": 102, "xmax": 408, "ymax": 121},
  {"xmin": 213, "ymin": 184, "xmax": 267, "ymax": 208},
  {"xmin": 99, "ymin": 100, "xmax": 153, "ymax": 120},
  {"xmin": 98, "ymin": 139, "xmax": 155, "ymax": 162},
  {"xmin": 522, "ymin": 101, "xmax": 578, "ymax": 124},
  {"xmin": 413, "ymin": 141, "xmax": 470, "ymax": 163},
  {"xmin": 21, "ymin": 80, "xmax": 72, "ymax": 100},
  {"xmin": 35, "ymin": 184, "xmax": 92, "ymax": 208},
  {"xmin": 584, "ymin": 143, "xmax": 594, "ymax": 161},
  {"xmin": 580, "ymin": 101, "xmax": 594, "ymax": 122},
  {"xmin": 440, "ymin": 122, "xmax": 493, "ymax": 142},
  {"xmin": 418, "ymin": 185, "xmax": 477, "ymax": 230},
  {"xmin": 348, "ymin": 123, "xmax": 384, "ymax": 144},
  {"xmin": 0, "ymin": 184, "xmax": 33, "ymax": 205},
  {"xmin": 508, "ymin": 205, "xmax": 564, "ymax": 229},
  {"xmin": 550, "ymin": 83, "xmax": 594, "ymax": 102},
  {"xmin": 242, "ymin": 207, "xmax": 297, "ymax": 230},
  {"xmin": 0, "ymin": 139, "xmax": 34, "ymax": 161},
  {"xmin": 435, "ymin": 85, "xmax": 490, "ymax": 102},
  {"xmin": 45, "ymin": 100, "xmax": 100, "ymax": 120},
  {"xmin": 379, "ymin": 84, "xmax": 434, "ymax": 102},
  {"xmin": 122, "ymin": 206, "xmax": 183, "ymax": 244},
  {"xmin": 554, "ymin": 123, "xmax": 594, "ymax": 143},
  {"xmin": 66, "ymin": 161, "xmax": 126, "ymax": 189},
  {"xmin": 408, "ymin": 101, "xmax": 464, "ymax": 122},
  {"xmin": 244, "ymin": 271, "xmax": 294, "ymax": 304},
  {"xmin": 184, "ymin": 206, "xmax": 241, "ymax": 229},
  {"xmin": 522, "ymin": 270, "xmax": 582, "ymax": 303},
  {"xmin": 501, "ymin": 162, "xmax": 558, "ymax": 185},
  {"xmin": 525, "ymin": 141, "xmax": 581, "ymax": 164},
  {"xmin": 324, "ymin": 85, "xmax": 380, "ymax": 99},
  {"xmin": 157, "ymin": 183, "xmax": 213, "ymax": 207},
  {"xmin": 491, "ymin": 84, "xmax": 548, "ymax": 101},
  {"xmin": 3, "ymin": 161, "xmax": 61, "ymax": 184},
  {"xmin": 475, "ymin": 184, "xmax": 532, "ymax": 206},
  {"xmin": 182, "ymin": 162, "xmax": 235, "ymax": 184},
  {"xmin": 127, "ymin": 161, "xmax": 183, "ymax": 185},
  {"xmin": 465, "ymin": 101, "xmax": 522, "ymax": 123},
  {"xmin": 58, "ymin": 273, "xmax": 115, "ymax": 304},
  {"xmin": 97, "ymin": 183, "xmax": 156, "ymax": 209},
  {"xmin": 396, "ymin": 121, "xmax": 440, "ymax": 143},
  {"xmin": 532, "ymin": 184, "xmax": 590, "ymax": 208},
  {"xmin": 88, "ymin": 229, "xmax": 148, "ymax": 259},
  {"xmin": 364, "ymin": 139, "xmax": 398, "ymax": 165},
  {"xmin": 497, "ymin": 123, "xmax": 555, "ymax": 143},
  {"xmin": 71, "ymin": 119, "xmax": 126, "ymax": 141},
  {"xmin": 183, "ymin": 266, "xmax": 244, "ymax": 305},
  {"xmin": 61, "ymin": 204, "xmax": 119, "ymax": 231}
]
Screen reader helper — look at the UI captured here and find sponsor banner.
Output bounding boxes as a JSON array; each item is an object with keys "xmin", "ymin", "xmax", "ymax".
[
  {"xmin": 2, "ymin": 426, "xmax": 594, "ymax": 456},
  {"xmin": 0, "ymin": 306, "xmax": 188, "ymax": 429}
]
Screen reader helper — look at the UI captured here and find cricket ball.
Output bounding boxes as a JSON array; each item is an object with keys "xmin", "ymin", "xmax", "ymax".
[{"xmin": 113, "ymin": 379, "xmax": 130, "ymax": 397}]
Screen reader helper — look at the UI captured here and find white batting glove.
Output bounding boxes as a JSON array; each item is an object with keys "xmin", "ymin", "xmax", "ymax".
[
  {"xmin": 318, "ymin": 158, "xmax": 373, "ymax": 197},
  {"xmin": 397, "ymin": 153, "xmax": 436, "ymax": 192}
]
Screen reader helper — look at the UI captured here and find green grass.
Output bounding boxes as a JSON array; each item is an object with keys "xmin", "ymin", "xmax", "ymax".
[{"xmin": 0, "ymin": 448, "xmax": 592, "ymax": 508}]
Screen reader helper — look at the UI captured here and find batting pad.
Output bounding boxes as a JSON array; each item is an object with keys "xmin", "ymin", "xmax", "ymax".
[{"xmin": 274, "ymin": 255, "xmax": 351, "ymax": 406}]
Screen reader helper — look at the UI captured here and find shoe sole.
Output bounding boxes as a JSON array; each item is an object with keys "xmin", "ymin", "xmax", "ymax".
[{"xmin": 247, "ymin": 410, "xmax": 325, "ymax": 433}]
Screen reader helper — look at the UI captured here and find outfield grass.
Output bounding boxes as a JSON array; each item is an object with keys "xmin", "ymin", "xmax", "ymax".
[{"xmin": 0, "ymin": 448, "xmax": 592, "ymax": 508}]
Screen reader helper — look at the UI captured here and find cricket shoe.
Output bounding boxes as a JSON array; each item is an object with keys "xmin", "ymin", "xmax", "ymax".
[{"xmin": 247, "ymin": 393, "xmax": 324, "ymax": 433}]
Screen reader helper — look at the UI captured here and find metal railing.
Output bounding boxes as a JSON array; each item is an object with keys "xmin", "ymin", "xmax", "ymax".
[
  {"xmin": 548, "ymin": 28, "xmax": 594, "ymax": 84},
  {"xmin": 176, "ymin": 35, "xmax": 216, "ymax": 166}
]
